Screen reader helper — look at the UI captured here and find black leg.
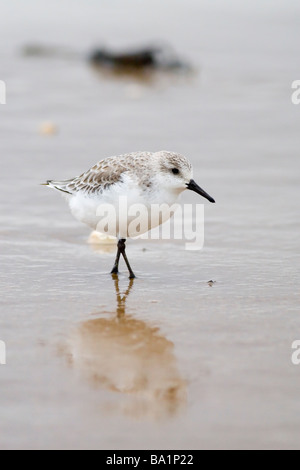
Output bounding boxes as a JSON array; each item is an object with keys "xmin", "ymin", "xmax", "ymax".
[
  {"xmin": 111, "ymin": 242, "xmax": 122, "ymax": 275},
  {"xmin": 121, "ymin": 244, "xmax": 136, "ymax": 279},
  {"xmin": 111, "ymin": 239, "xmax": 136, "ymax": 279}
]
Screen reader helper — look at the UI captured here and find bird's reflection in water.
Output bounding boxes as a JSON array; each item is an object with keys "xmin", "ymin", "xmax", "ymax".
[{"xmin": 68, "ymin": 277, "xmax": 186, "ymax": 420}]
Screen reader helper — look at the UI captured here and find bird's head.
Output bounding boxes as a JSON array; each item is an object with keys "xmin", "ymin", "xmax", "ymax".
[{"xmin": 156, "ymin": 151, "xmax": 215, "ymax": 203}]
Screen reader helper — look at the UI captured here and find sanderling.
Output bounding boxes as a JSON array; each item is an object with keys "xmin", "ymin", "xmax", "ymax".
[{"xmin": 44, "ymin": 151, "xmax": 215, "ymax": 278}]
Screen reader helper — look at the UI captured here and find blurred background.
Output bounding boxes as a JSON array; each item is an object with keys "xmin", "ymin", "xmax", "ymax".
[{"xmin": 0, "ymin": 0, "xmax": 300, "ymax": 450}]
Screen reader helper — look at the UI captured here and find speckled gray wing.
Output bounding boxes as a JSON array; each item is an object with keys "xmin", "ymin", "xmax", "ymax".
[
  {"xmin": 66, "ymin": 160, "xmax": 128, "ymax": 195},
  {"xmin": 46, "ymin": 152, "xmax": 154, "ymax": 195}
]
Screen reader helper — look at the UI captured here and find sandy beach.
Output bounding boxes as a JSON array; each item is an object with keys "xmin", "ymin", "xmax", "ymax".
[{"xmin": 0, "ymin": 0, "xmax": 299, "ymax": 450}]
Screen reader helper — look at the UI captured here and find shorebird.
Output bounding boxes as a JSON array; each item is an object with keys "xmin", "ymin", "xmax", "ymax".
[{"xmin": 44, "ymin": 151, "xmax": 215, "ymax": 278}]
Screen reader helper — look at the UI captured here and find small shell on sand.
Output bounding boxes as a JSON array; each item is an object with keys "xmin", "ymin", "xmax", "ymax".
[
  {"xmin": 88, "ymin": 231, "xmax": 117, "ymax": 254},
  {"xmin": 88, "ymin": 231, "xmax": 117, "ymax": 245},
  {"xmin": 39, "ymin": 122, "xmax": 58, "ymax": 135},
  {"xmin": 125, "ymin": 84, "xmax": 145, "ymax": 100}
]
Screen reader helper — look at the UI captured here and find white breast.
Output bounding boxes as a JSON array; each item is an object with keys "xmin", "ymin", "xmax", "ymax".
[{"xmin": 69, "ymin": 175, "xmax": 183, "ymax": 239}]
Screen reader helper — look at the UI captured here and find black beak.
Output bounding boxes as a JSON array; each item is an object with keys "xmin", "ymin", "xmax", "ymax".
[{"xmin": 187, "ymin": 179, "xmax": 215, "ymax": 203}]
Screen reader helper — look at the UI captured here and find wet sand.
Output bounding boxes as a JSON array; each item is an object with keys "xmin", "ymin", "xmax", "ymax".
[{"xmin": 0, "ymin": 0, "xmax": 300, "ymax": 450}]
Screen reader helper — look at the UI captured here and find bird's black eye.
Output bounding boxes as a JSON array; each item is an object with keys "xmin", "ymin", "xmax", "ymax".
[{"xmin": 172, "ymin": 168, "xmax": 180, "ymax": 175}]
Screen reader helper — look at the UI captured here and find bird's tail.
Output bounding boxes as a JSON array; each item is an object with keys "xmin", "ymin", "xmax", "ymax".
[{"xmin": 42, "ymin": 180, "xmax": 72, "ymax": 195}]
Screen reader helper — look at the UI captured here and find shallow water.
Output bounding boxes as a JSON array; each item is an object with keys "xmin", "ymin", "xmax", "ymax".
[{"xmin": 0, "ymin": 0, "xmax": 300, "ymax": 450}]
